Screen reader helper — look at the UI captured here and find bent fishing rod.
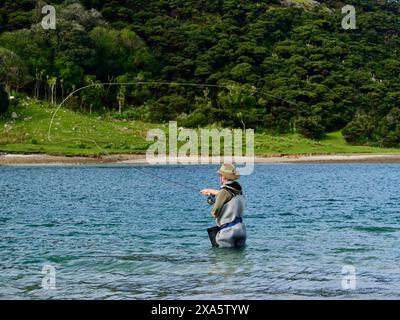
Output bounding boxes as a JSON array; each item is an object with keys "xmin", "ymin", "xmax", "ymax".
[{"xmin": 130, "ymin": 166, "xmax": 217, "ymax": 205}]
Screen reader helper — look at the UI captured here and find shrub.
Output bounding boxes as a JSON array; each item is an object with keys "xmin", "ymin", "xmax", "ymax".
[
  {"xmin": 112, "ymin": 108, "xmax": 145, "ymax": 120},
  {"xmin": 179, "ymin": 111, "xmax": 209, "ymax": 128},
  {"xmin": 342, "ymin": 114, "xmax": 375, "ymax": 145},
  {"xmin": 295, "ymin": 116, "xmax": 325, "ymax": 140},
  {"xmin": 377, "ymin": 108, "xmax": 400, "ymax": 147},
  {"xmin": 147, "ymin": 95, "xmax": 188, "ymax": 122}
]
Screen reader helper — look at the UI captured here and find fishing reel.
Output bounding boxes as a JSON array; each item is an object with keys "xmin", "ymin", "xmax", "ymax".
[{"xmin": 207, "ymin": 195, "xmax": 216, "ymax": 205}]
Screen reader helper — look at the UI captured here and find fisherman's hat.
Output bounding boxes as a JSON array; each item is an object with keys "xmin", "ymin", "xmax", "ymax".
[{"xmin": 217, "ymin": 163, "xmax": 240, "ymax": 180}]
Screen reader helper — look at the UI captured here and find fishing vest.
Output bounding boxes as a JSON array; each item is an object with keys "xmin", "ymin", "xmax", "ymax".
[{"xmin": 216, "ymin": 190, "xmax": 245, "ymax": 227}]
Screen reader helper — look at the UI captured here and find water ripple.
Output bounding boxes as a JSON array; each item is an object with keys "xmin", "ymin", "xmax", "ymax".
[{"xmin": 1, "ymin": 164, "xmax": 400, "ymax": 299}]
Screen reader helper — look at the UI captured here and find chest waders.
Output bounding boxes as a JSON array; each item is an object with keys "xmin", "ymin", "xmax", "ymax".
[{"xmin": 207, "ymin": 191, "xmax": 246, "ymax": 248}]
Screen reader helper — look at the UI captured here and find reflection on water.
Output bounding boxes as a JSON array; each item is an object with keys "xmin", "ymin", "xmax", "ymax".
[
  {"xmin": 1, "ymin": 164, "xmax": 400, "ymax": 299},
  {"xmin": 207, "ymin": 247, "xmax": 251, "ymax": 276}
]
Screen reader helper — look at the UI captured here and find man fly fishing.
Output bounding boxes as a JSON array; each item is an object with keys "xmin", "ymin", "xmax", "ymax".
[{"xmin": 200, "ymin": 164, "xmax": 247, "ymax": 248}]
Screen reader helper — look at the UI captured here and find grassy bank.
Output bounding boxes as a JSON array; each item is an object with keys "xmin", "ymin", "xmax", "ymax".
[{"xmin": 1, "ymin": 99, "xmax": 400, "ymax": 157}]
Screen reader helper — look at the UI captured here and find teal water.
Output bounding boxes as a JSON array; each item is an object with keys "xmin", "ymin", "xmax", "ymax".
[{"xmin": 1, "ymin": 164, "xmax": 400, "ymax": 299}]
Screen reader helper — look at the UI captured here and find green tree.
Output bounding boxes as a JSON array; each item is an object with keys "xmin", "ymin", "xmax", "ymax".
[
  {"xmin": 342, "ymin": 114, "xmax": 375, "ymax": 145},
  {"xmin": 80, "ymin": 75, "xmax": 105, "ymax": 114},
  {"xmin": 147, "ymin": 94, "xmax": 188, "ymax": 122},
  {"xmin": 55, "ymin": 56, "xmax": 84, "ymax": 94},
  {"xmin": 230, "ymin": 63, "xmax": 253, "ymax": 82},
  {"xmin": 0, "ymin": 47, "xmax": 31, "ymax": 95},
  {"xmin": 295, "ymin": 116, "xmax": 325, "ymax": 140}
]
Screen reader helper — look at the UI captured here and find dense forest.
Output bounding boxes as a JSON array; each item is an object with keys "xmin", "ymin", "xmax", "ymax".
[{"xmin": 0, "ymin": 0, "xmax": 399, "ymax": 147}]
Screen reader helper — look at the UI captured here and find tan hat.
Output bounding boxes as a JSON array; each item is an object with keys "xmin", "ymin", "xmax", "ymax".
[{"xmin": 217, "ymin": 164, "xmax": 240, "ymax": 180}]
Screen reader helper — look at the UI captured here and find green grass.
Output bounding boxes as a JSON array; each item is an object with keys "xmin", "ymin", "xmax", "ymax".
[
  {"xmin": 254, "ymin": 131, "xmax": 400, "ymax": 155},
  {"xmin": 0, "ymin": 99, "xmax": 157, "ymax": 156},
  {"xmin": 1, "ymin": 98, "xmax": 400, "ymax": 157}
]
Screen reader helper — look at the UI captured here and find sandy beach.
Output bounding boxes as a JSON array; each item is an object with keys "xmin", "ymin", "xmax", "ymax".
[{"xmin": 2, "ymin": 153, "xmax": 400, "ymax": 165}]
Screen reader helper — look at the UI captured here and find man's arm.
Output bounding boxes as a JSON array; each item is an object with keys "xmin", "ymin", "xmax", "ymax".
[
  {"xmin": 200, "ymin": 189, "xmax": 219, "ymax": 196},
  {"xmin": 211, "ymin": 189, "xmax": 232, "ymax": 218}
]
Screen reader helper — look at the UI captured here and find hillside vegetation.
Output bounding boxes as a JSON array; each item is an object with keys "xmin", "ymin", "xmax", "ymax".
[
  {"xmin": 1, "ymin": 98, "xmax": 399, "ymax": 156},
  {"xmin": 0, "ymin": 0, "xmax": 400, "ymax": 154}
]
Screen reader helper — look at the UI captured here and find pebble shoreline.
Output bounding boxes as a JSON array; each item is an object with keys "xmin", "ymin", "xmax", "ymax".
[{"xmin": 2, "ymin": 153, "xmax": 400, "ymax": 165}]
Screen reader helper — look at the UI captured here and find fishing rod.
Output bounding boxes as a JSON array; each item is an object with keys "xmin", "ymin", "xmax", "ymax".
[
  {"xmin": 45, "ymin": 80, "xmax": 267, "ymax": 204},
  {"xmin": 130, "ymin": 166, "xmax": 218, "ymax": 205},
  {"xmin": 130, "ymin": 166, "xmax": 200, "ymax": 192}
]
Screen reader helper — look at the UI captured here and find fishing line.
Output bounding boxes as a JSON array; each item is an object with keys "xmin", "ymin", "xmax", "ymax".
[
  {"xmin": 47, "ymin": 80, "xmax": 298, "ymax": 143},
  {"xmin": 129, "ymin": 166, "xmax": 201, "ymax": 192},
  {"xmin": 130, "ymin": 164, "xmax": 258, "ymax": 206},
  {"xmin": 45, "ymin": 80, "xmax": 266, "ymax": 201},
  {"xmin": 131, "ymin": 164, "xmax": 259, "ymax": 203}
]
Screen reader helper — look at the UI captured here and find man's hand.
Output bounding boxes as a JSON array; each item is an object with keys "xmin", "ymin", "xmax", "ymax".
[{"xmin": 200, "ymin": 189, "xmax": 219, "ymax": 197}]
